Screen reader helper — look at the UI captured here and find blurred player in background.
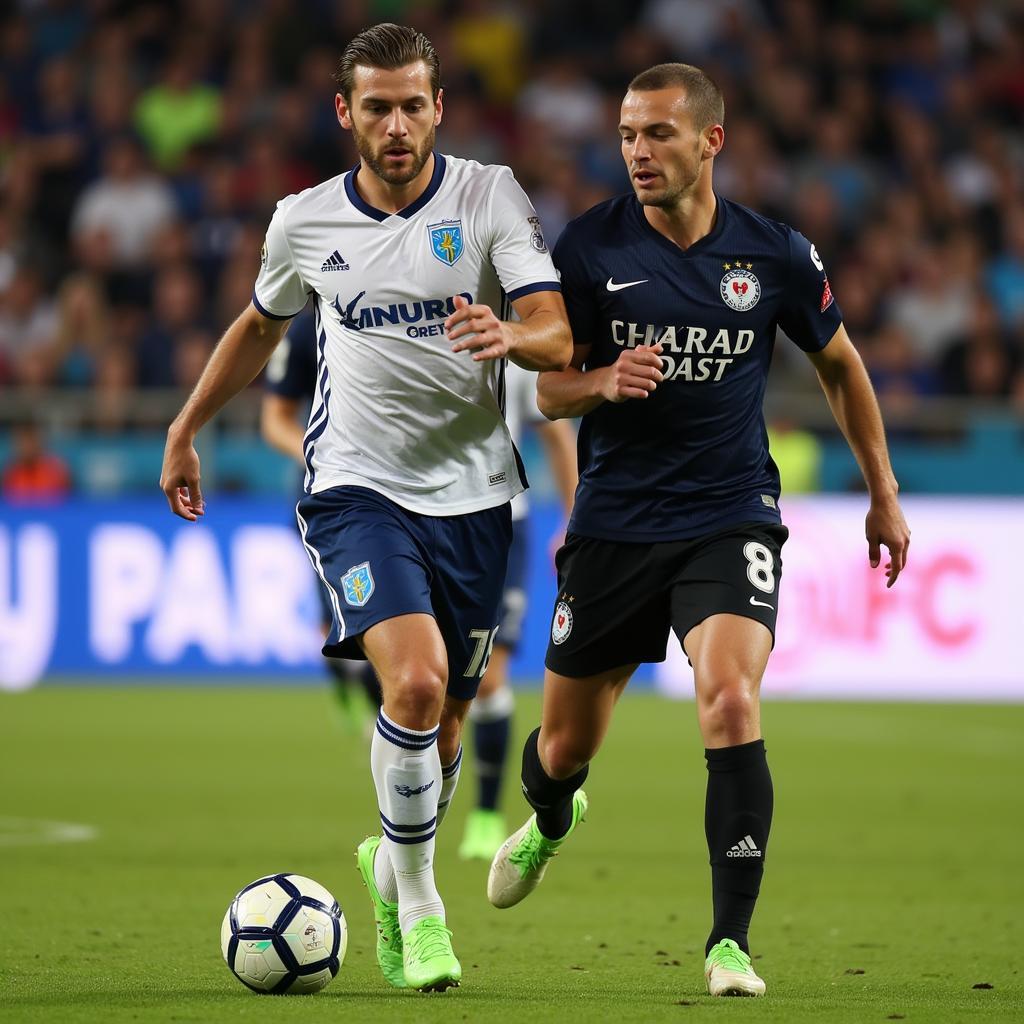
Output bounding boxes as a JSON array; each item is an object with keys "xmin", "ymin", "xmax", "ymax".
[
  {"xmin": 261, "ymin": 308, "xmax": 383, "ymax": 729},
  {"xmin": 458, "ymin": 361, "xmax": 577, "ymax": 860},
  {"xmin": 488, "ymin": 63, "xmax": 910, "ymax": 997},
  {"xmin": 160, "ymin": 23, "xmax": 570, "ymax": 993}
]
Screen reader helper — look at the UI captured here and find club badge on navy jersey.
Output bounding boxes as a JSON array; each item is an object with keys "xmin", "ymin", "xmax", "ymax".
[
  {"xmin": 341, "ymin": 562, "xmax": 374, "ymax": 607},
  {"xmin": 428, "ymin": 220, "xmax": 464, "ymax": 266},
  {"xmin": 720, "ymin": 261, "xmax": 761, "ymax": 311},
  {"xmin": 551, "ymin": 600, "xmax": 573, "ymax": 645}
]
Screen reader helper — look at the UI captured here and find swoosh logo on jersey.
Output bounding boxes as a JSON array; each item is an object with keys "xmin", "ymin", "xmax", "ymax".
[
  {"xmin": 606, "ymin": 277, "xmax": 648, "ymax": 291},
  {"xmin": 749, "ymin": 596, "xmax": 774, "ymax": 610}
]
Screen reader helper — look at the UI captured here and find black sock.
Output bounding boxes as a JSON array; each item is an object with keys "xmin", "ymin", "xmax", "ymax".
[
  {"xmin": 520, "ymin": 727, "xmax": 589, "ymax": 839},
  {"xmin": 475, "ymin": 714, "xmax": 511, "ymax": 811},
  {"xmin": 704, "ymin": 739, "xmax": 773, "ymax": 956}
]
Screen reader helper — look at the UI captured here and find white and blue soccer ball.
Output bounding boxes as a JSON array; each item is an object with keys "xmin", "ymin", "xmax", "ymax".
[{"xmin": 220, "ymin": 873, "xmax": 347, "ymax": 994}]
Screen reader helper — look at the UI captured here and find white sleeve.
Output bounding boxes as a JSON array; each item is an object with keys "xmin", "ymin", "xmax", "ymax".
[
  {"xmin": 485, "ymin": 167, "xmax": 561, "ymax": 302},
  {"xmin": 253, "ymin": 199, "xmax": 308, "ymax": 319}
]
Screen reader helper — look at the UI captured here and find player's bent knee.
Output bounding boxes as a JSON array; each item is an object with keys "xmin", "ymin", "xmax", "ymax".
[
  {"xmin": 385, "ymin": 666, "xmax": 446, "ymax": 723},
  {"xmin": 539, "ymin": 732, "xmax": 592, "ymax": 781},
  {"xmin": 699, "ymin": 684, "xmax": 759, "ymax": 739}
]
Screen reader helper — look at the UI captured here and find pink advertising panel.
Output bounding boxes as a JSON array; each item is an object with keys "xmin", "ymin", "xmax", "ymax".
[{"xmin": 656, "ymin": 497, "xmax": 1023, "ymax": 700}]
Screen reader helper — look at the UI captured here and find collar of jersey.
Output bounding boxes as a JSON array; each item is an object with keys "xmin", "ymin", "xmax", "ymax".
[
  {"xmin": 630, "ymin": 191, "xmax": 727, "ymax": 259},
  {"xmin": 344, "ymin": 152, "xmax": 447, "ymax": 223}
]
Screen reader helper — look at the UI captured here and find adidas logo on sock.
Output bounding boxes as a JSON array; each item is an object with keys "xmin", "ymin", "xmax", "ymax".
[
  {"xmin": 321, "ymin": 250, "xmax": 350, "ymax": 272},
  {"xmin": 726, "ymin": 835, "xmax": 762, "ymax": 858}
]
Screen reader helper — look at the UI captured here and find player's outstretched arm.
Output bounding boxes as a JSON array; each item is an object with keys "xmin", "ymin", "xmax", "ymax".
[
  {"xmin": 446, "ymin": 292, "xmax": 572, "ymax": 371},
  {"xmin": 160, "ymin": 303, "xmax": 291, "ymax": 520},
  {"xmin": 807, "ymin": 324, "xmax": 911, "ymax": 587},
  {"xmin": 536, "ymin": 342, "xmax": 665, "ymax": 420}
]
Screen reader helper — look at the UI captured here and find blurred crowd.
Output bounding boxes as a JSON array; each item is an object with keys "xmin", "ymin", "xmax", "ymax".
[{"xmin": 1, "ymin": 0, "xmax": 1023, "ymax": 428}]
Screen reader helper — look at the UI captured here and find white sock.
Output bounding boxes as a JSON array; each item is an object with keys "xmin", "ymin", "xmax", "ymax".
[
  {"xmin": 371, "ymin": 710, "xmax": 444, "ymax": 934},
  {"xmin": 375, "ymin": 743, "xmax": 463, "ymax": 902},
  {"xmin": 436, "ymin": 744, "xmax": 463, "ymax": 827},
  {"xmin": 469, "ymin": 685, "xmax": 515, "ymax": 722}
]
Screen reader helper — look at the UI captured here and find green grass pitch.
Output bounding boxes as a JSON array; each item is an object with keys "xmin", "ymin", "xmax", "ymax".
[{"xmin": 1, "ymin": 686, "xmax": 1021, "ymax": 1023}]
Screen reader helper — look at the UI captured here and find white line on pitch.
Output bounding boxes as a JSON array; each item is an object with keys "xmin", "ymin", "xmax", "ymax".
[{"xmin": 0, "ymin": 817, "xmax": 98, "ymax": 847}]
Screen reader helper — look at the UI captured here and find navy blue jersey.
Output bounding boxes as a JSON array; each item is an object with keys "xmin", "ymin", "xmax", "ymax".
[
  {"xmin": 554, "ymin": 194, "xmax": 843, "ymax": 542},
  {"xmin": 264, "ymin": 309, "xmax": 317, "ymax": 403}
]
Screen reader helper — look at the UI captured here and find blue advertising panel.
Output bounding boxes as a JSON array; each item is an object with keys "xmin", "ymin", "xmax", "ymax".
[{"xmin": 2, "ymin": 498, "xmax": 649, "ymax": 690}]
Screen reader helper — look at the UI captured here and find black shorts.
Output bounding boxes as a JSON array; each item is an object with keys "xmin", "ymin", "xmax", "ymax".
[{"xmin": 544, "ymin": 522, "xmax": 789, "ymax": 679}]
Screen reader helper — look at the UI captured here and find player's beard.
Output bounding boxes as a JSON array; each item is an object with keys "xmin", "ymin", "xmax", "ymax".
[
  {"xmin": 352, "ymin": 123, "xmax": 436, "ymax": 186},
  {"xmin": 633, "ymin": 141, "xmax": 703, "ymax": 210}
]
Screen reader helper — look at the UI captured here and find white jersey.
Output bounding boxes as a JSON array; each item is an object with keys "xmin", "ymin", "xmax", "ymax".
[
  {"xmin": 253, "ymin": 152, "xmax": 559, "ymax": 516},
  {"xmin": 503, "ymin": 361, "xmax": 546, "ymax": 522}
]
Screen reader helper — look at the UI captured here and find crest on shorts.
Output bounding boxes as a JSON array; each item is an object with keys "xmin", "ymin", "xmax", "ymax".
[
  {"xmin": 551, "ymin": 600, "xmax": 573, "ymax": 645},
  {"xmin": 428, "ymin": 220, "xmax": 464, "ymax": 266},
  {"xmin": 720, "ymin": 265, "xmax": 761, "ymax": 311},
  {"xmin": 341, "ymin": 562, "xmax": 374, "ymax": 607}
]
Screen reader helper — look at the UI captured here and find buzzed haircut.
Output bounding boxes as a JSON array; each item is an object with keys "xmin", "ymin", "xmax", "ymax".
[
  {"xmin": 335, "ymin": 23, "xmax": 441, "ymax": 102},
  {"xmin": 628, "ymin": 63, "xmax": 725, "ymax": 130}
]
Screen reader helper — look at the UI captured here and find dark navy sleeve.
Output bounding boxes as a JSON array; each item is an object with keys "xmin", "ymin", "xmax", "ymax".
[
  {"xmin": 777, "ymin": 229, "xmax": 844, "ymax": 352},
  {"xmin": 552, "ymin": 225, "xmax": 600, "ymax": 347},
  {"xmin": 264, "ymin": 311, "xmax": 316, "ymax": 400}
]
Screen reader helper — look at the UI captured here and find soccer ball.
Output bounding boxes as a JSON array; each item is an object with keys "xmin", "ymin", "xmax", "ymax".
[{"xmin": 220, "ymin": 873, "xmax": 346, "ymax": 994}]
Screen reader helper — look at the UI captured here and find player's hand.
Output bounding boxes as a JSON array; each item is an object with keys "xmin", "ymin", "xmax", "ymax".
[
  {"xmin": 600, "ymin": 343, "xmax": 664, "ymax": 402},
  {"xmin": 447, "ymin": 295, "xmax": 511, "ymax": 361},
  {"xmin": 865, "ymin": 493, "xmax": 909, "ymax": 588},
  {"xmin": 160, "ymin": 431, "xmax": 205, "ymax": 521}
]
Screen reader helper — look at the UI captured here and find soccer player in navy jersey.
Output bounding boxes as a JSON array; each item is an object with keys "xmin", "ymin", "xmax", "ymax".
[
  {"xmin": 260, "ymin": 309, "xmax": 382, "ymax": 725},
  {"xmin": 488, "ymin": 63, "xmax": 910, "ymax": 998}
]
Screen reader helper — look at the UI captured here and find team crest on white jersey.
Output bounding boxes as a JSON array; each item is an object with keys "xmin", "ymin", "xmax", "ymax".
[
  {"xmin": 528, "ymin": 215, "xmax": 547, "ymax": 253},
  {"xmin": 429, "ymin": 220, "xmax": 464, "ymax": 266},
  {"xmin": 720, "ymin": 266, "xmax": 761, "ymax": 311},
  {"xmin": 551, "ymin": 600, "xmax": 573, "ymax": 645},
  {"xmin": 341, "ymin": 562, "xmax": 374, "ymax": 606}
]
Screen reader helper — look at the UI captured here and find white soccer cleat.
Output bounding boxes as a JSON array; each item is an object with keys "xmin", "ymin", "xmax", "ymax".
[
  {"xmin": 704, "ymin": 938, "xmax": 766, "ymax": 997},
  {"xmin": 487, "ymin": 790, "xmax": 587, "ymax": 909}
]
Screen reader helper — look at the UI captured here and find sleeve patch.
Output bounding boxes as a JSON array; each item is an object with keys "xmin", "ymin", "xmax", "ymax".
[{"xmin": 820, "ymin": 277, "xmax": 834, "ymax": 312}]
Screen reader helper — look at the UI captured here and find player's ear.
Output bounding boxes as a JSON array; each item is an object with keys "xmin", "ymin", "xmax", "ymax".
[
  {"xmin": 336, "ymin": 92, "xmax": 353, "ymax": 130},
  {"xmin": 703, "ymin": 124, "xmax": 724, "ymax": 160},
  {"xmin": 434, "ymin": 87, "xmax": 444, "ymax": 127}
]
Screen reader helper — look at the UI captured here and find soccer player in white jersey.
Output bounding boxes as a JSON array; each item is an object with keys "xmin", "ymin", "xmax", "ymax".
[{"xmin": 159, "ymin": 23, "xmax": 571, "ymax": 992}]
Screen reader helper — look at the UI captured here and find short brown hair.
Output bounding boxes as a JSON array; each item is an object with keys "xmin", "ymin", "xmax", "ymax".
[
  {"xmin": 627, "ymin": 63, "xmax": 724, "ymax": 130},
  {"xmin": 335, "ymin": 23, "xmax": 441, "ymax": 102}
]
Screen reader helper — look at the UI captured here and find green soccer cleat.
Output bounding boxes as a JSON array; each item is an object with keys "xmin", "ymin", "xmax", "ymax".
[
  {"xmin": 402, "ymin": 915, "xmax": 462, "ymax": 992},
  {"xmin": 486, "ymin": 789, "xmax": 587, "ymax": 909},
  {"xmin": 458, "ymin": 808, "xmax": 507, "ymax": 861},
  {"xmin": 355, "ymin": 836, "xmax": 406, "ymax": 989},
  {"xmin": 704, "ymin": 938, "xmax": 766, "ymax": 997}
]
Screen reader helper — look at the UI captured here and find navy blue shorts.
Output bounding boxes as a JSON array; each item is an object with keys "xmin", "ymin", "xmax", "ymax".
[
  {"xmin": 496, "ymin": 517, "xmax": 529, "ymax": 652},
  {"xmin": 296, "ymin": 486, "xmax": 512, "ymax": 701}
]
